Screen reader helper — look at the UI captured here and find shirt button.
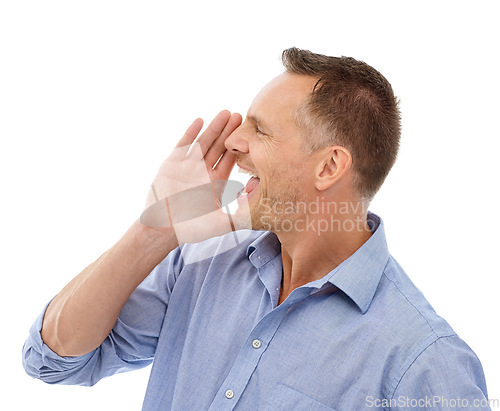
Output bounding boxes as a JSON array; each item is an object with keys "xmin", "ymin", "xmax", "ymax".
[
  {"xmin": 225, "ymin": 389, "xmax": 234, "ymax": 399},
  {"xmin": 252, "ymin": 339, "xmax": 262, "ymax": 349}
]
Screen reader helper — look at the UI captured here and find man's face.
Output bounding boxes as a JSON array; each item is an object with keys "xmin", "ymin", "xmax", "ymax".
[{"xmin": 225, "ymin": 73, "xmax": 319, "ymax": 231}]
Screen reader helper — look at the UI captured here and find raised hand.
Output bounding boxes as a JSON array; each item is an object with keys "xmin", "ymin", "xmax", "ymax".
[{"xmin": 141, "ymin": 110, "xmax": 250, "ymax": 247}]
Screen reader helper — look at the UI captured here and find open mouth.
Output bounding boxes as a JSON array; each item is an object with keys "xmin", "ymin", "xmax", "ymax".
[{"xmin": 238, "ymin": 166, "xmax": 261, "ymax": 198}]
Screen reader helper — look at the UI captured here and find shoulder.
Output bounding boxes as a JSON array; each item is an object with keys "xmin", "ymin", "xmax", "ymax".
[{"xmin": 377, "ymin": 256, "xmax": 455, "ymax": 339}]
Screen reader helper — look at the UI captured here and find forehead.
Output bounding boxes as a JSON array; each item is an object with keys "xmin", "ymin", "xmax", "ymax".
[{"xmin": 247, "ymin": 73, "xmax": 318, "ymax": 130}]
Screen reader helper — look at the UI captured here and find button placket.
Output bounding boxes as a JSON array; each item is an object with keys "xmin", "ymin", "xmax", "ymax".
[{"xmin": 208, "ymin": 296, "xmax": 293, "ymax": 410}]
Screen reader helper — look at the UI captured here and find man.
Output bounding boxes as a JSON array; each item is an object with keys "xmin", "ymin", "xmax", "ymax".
[{"xmin": 23, "ymin": 48, "xmax": 490, "ymax": 409}]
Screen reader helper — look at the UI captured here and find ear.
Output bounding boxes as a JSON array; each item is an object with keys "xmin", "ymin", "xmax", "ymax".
[{"xmin": 315, "ymin": 146, "xmax": 352, "ymax": 191}]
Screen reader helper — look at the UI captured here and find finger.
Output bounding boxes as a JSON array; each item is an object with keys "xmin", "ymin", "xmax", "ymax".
[
  {"xmin": 175, "ymin": 118, "xmax": 204, "ymax": 150},
  {"xmin": 169, "ymin": 118, "xmax": 204, "ymax": 161},
  {"xmin": 196, "ymin": 110, "xmax": 232, "ymax": 156},
  {"xmin": 213, "ymin": 150, "xmax": 237, "ymax": 181},
  {"xmin": 204, "ymin": 112, "xmax": 242, "ymax": 168}
]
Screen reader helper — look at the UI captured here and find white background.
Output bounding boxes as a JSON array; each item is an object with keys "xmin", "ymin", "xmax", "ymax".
[{"xmin": 1, "ymin": 1, "xmax": 498, "ymax": 409}]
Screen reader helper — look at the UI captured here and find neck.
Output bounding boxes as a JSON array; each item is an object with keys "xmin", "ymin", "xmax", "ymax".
[{"xmin": 276, "ymin": 207, "xmax": 372, "ymax": 305}]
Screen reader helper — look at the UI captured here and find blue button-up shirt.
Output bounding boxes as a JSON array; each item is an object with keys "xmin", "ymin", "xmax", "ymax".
[{"xmin": 23, "ymin": 213, "xmax": 490, "ymax": 410}]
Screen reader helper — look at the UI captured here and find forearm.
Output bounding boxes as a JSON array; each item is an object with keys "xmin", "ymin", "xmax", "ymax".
[{"xmin": 41, "ymin": 220, "xmax": 178, "ymax": 357}]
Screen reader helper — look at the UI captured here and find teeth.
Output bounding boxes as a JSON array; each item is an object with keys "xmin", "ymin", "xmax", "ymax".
[{"xmin": 238, "ymin": 167, "xmax": 259, "ymax": 178}]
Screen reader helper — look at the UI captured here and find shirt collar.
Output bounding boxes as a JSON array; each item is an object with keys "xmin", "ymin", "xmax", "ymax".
[
  {"xmin": 246, "ymin": 212, "xmax": 390, "ymax": 314},
  {"xmin": 324, "ymin": 212, "xmax": 389, "ymax": 313},
  {"xmin": 246, "ymin": 230, "xmax": 281, "ymax": 268}
]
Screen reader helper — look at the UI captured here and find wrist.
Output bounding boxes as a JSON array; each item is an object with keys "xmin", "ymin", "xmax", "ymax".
[{"xmin": 129, "ymin": 219, "xmax": 179, "ymax": 256}]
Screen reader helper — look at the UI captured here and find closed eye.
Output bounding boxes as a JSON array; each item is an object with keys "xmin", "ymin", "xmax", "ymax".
[{"xmin": 256, "ymin": 126, "xmax": 267, "ymax": 136}]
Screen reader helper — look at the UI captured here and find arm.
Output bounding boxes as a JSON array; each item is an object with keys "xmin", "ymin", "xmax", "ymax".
[
  {"xmin": 40, "ymin": 221, "xmax": 177, "ymax": 357},
  {"xmin": 36, "ymin": 110, "xmax": 242, "ymax": 358},
  {"xmin": 22, "ymin": 246, "xmax": 179, "ymax": 385}
]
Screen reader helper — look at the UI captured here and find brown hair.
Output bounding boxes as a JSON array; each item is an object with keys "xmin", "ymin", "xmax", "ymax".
[{"xmin": 282, "ymin": 47, "xmax": 401, "ymax": 201}]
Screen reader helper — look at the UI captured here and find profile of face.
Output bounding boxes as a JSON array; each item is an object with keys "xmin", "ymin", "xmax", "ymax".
[{"xmin": 225, "ymin": 73, "xmax": 321, "ymax": 231}]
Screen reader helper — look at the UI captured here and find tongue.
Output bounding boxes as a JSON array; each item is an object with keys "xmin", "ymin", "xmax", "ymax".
[{"xmin": 245, "ymin": 176, "xmax": 260, "ymax": 194}]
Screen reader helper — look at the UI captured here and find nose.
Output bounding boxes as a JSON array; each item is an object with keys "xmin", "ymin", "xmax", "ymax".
[{"xmin": 225, "ymin": 123, "xmax": 249, "ymax": 154}]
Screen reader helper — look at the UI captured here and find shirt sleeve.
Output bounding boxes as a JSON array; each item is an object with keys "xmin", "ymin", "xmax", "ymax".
[
  {"xmin": 390, "ymin": 335, "xmax": 490, "ymax": 410},
  {"xmin": 22, "ymin": 247, "xmax": 183, "ymax": 387}
]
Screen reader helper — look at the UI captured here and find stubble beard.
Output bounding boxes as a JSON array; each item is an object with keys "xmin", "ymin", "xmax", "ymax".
[{"xmin": 250, "ymin": 171, "xmax": 307, "ymax": 232}]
